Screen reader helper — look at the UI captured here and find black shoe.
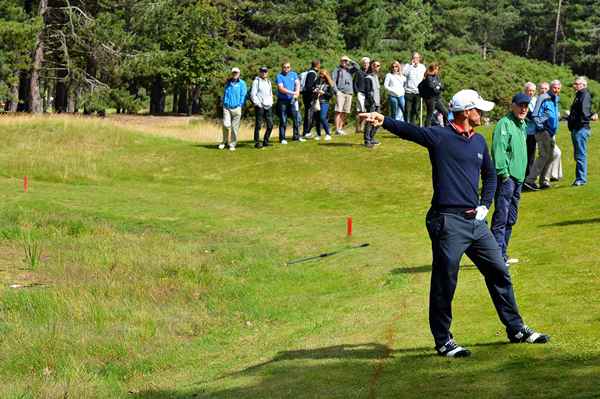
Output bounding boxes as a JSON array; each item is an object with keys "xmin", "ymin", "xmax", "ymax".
[
  {"xmin": 540, "ymin": 181, "xmax": 551, "ymax": 189},
  {"xmin": 371, "ymin": 140, "xmax": 381, "ymax": 146},
  {"xmin": 254, "ymin": 142, "xmax": 263, "ymax": 149},
  {"xmin": 572, "ymin": 180, "xmax": 585, "ymax": 187},
  {"xmin": 262, "ymin": 141, "xmax": 271, "ymax": 147},
  {"xmin": 523, "ymin": 182, "xmax": 540, "ymax": 191},
  {"xmin": 509, "ymin": 325, "xmax": 550, "ymax": 344},
  {"xmin": 364, "ymin": 142, "xmax": 374, "ymax": 148},
  {"xmin": 436, "ymin": 339, "xmax": 471, "ymax": 357},
  {"xmin": 550, "ymin": 177, "xmax": 560, "ymax": 182}
]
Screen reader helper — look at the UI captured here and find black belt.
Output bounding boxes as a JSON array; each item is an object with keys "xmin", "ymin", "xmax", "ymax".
[{"xmin": 435, "ymin": 207, "xmax": 477, "ymax": 219}]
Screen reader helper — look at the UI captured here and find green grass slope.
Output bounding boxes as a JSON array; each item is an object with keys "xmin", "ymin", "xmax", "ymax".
[{"xmin": 0, "ymin": 116, "xmax": 599, "ymax": 398}]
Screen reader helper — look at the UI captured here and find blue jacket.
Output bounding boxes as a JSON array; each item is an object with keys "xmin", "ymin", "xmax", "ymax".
[
  {"xmin": 223, "ymin": 79, "xmax": 247, "ymax": 109},
  {"xmin": 533, "ymin": 93, "xmax": 560, "ymax": 135}
]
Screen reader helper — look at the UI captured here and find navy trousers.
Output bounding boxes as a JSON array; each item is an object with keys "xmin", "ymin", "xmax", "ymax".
[
  {"xmin": 491, "ymin": 176, "xmax": 522, "ymax": 261},
  {"xmin": 426, "ymin": 208, "xmax": 524, "ymax": 348}
]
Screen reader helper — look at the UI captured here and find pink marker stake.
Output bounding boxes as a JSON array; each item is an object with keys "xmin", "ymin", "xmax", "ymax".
[
  {"xmin": 347, "ymin": 217, "xmax": 353, "ymax": 237},
  {"xmin": 24, "ymin": 176, "xmax": 28, "ymax": 192}
]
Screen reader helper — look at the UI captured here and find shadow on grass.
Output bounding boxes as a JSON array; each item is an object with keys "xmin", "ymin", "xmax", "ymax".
[
  {"xmin": 132, "ymin": 341, "xmax": 600, "ymax": 399},
  {"xmin": 540, "ymin": 217, "xmax": 600, "ymax": 227},
  {"xmin": 390, "ymin": 264, "xmax": 478, "ymax": 274},
  {"xmin": 318, "ymin": 142, "xmax": 357, "ymax": 147}
]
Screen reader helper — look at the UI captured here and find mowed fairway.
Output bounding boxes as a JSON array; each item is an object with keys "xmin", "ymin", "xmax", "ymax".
[{"xmin": 0, "ymin": 115, "xmax": 599, "ymax": 398}]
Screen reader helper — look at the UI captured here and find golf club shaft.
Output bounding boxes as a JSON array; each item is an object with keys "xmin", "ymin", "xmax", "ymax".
[{"xmin": 287, "ymin": 243, "xmax": 369, "ymax": 265}]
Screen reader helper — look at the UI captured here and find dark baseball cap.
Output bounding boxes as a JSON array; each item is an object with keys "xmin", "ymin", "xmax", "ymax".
[
  {"xmin": 259, "ymin": 66, "xmax": 268, "ymax": 72},
  {"xmin": 512, "ymin": 93, "xmax": 531, "ymax": 105}
]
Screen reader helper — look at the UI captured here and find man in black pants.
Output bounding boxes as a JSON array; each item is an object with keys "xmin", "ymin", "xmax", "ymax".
[
  {"xmin": 301, "ymin": 60, "xmax": 321, "ymax": 138},
  {"xmin": 360, "ymin": 89, "xmax": 549, "ymax": 357}
]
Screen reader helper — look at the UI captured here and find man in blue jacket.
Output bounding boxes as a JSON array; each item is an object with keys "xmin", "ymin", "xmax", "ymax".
[
  {"xmin": 524, "ymin": 80, "xmax": 561, "ymax": 190},
  {"xmin": 359, "ymin": 89, "xmax": 549, "ymax": 357},
  {"xmin": 220, "ymin": 67, "xmax": 247, "ymax": 151}
]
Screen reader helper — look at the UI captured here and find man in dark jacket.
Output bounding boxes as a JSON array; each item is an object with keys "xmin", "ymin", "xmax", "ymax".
[
  {"xmin": 354, "ymin": 57, "xmax": 370, "ymax": 133},
  {"xmin": 359, "ymin": 89, "xmax": 549, "ymax": 357},
  {"xmin": 301, "ymin": 59, "xmax": 321, "ymax": 138},
  {"xmin": 568, "ymin": 76, "xmax": 598, "ymax": 186}
]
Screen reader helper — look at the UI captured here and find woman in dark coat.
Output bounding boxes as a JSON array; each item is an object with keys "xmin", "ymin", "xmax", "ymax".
[{"xmin": 419, "ymin": 63, "xmax": 448, "ymax": 127}]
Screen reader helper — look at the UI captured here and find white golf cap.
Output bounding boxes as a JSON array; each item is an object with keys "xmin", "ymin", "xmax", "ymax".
[
  {"xmin": 449, "ymin": 89, "xmax": 495, "ymax": 112},
  {"xmin": 231, "ymin": 67, "xmax": 240, "ymax": 73}
]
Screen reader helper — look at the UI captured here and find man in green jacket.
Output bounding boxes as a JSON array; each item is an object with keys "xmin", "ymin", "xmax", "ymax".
[{"xmin": 491, "ymin": 93, "xmax": 530, "ymax": 266}]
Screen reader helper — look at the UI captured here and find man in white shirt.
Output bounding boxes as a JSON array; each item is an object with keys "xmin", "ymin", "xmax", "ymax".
[
  {"xmin": 251, "ymin": 66, "xmax": 274, "ymax": 148},
  {"xmin": 403, "ymin": 52, "xmax": 427, "ymax": 125}
]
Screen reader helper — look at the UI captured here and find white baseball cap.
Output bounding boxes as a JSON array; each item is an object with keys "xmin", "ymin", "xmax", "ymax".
[
  {"xmin": 449, "ymin": 89, "xmax": 495, "ymax": 112},
  {"xmin": 231, "ymin": 67, "xmax": 240, "ymax": 73}
]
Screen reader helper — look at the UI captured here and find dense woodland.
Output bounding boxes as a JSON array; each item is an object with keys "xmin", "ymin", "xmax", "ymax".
[{"xmin": 1, "ymin": 0, "xmax": 600, "ymax": 118}]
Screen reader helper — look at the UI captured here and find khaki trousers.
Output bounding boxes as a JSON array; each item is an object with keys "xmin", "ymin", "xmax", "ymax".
[{"xmin": 223, "ymin": 107, "xmax": 242, "ymax": 147}]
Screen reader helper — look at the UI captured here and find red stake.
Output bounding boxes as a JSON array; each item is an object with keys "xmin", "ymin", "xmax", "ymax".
[
  {"xmin": 347, "ymin": 217, "xmax": 353, "ymax": 237},
  {"xmin": 24, "ymin": 176, "xmax": 28, "ymax": 192}
]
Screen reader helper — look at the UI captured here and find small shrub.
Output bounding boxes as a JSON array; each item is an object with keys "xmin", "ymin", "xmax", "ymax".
[{"xmin": 20, "ymin": 231, "xmax": 42, "ymax": 270}]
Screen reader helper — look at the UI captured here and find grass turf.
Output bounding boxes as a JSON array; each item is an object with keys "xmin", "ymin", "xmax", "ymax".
[{"xmin": 0, "ymin": 115, "xmax": 599, "ymax": 398}]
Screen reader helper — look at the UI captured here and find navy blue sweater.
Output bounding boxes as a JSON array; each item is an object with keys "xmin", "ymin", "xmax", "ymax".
[{"xmin": 382, "ymin": 117, "xmax": 497, "ymax": 209}]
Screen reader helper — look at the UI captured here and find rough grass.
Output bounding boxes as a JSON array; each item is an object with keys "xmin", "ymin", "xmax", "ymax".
[{"xmin": 0, "ymin": 115, "xmax": 599, "ymax": 398}]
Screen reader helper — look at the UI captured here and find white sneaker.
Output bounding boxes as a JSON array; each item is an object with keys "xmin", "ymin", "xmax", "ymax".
[
  {"xmin": 314, "ymin": 135, "xmax": 321, "ymax": 141},
  {"xmin": 304, "ymin": 132, "xmax": 313, "ymax": 138},
  {"xmin": 281, "ymin": 140, "xmax": 288, "ymax": 145},
  {"xmin": 507, "ymin": 258, "xmax": 519, "ymax": 264},
  {"xmin": 336, "ymin": 129, "xmax": 347, "ymax": 136},
  {"xmin": 298, "ymin": 137, "xmax": 306, "ymax": 142},
  {"xmin": 229, "ymin": 145, "xmax": 236, "ymax": 151},
  {"xmin": 325, "ymin": 135, "xmax": 332, "ymax": 141},
  {"xmin": 218, "ymin": 143, "xmax": 226, "ymax": 150}
]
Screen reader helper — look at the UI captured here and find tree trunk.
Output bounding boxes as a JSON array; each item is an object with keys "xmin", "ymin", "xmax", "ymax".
[
  {"xmin": 42, "ymin": 79, "xmax": 49, "ymax": 112},
  {"xmin": 17, "ymin": 73, "xmax": 30, "ymax": 112},
  {"xmin": 172, "ymin": 89, "xmax": 178, "ymax": 114},
  {"xmin": 191, "ymin": 86, "xmax": 201, "ymax": 115},
  {"xmin": 552, "ymin": 0, "xmax": 562, "ymax": 64},
  {"xmin": 482, "ymin": 31, "xmax": 488, "ymax": 60},
  {"xmin": 177, "ymin": 85, "xmax": 188, "ymax": 114},
  {"xmin": 150, "ymin": 76, "xmax": 165, "ymax": 115},
  {"xmin": 67, "ymin": 85, "xmax": 77, "ymax": 113},
  {"xmin": 30, "ymin": 0, "xmax": 48, "ymax": 114},
  {"xmin": 525, "ymin": 34, "xmax": 532, "ymax": 57},
  {"xmin": 84, "ymin": 54, "xmax": 98, "ymax": 115},
  {"xmin": 54, "ymin": 69, "xmax": 68, "ymax": 113},
  {"xmin": 127, "ymin": 82, "xmax": 138, "ymax": 114}
]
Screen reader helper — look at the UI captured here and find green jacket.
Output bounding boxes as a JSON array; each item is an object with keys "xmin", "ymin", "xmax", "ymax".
[{"xmin": 491, "ymin": 112, "xmax": 527, "ymax": 183}]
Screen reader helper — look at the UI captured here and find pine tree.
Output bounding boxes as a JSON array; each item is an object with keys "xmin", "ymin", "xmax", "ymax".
[
  {"xmin": 337, "ymin": 0, "xmax": 388, "ymax": 49},
  {"xmin": 385, "ymin": 0, "xmax": 433, "ymax": 53}
]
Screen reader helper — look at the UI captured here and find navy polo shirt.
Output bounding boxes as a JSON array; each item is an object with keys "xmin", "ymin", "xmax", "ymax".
[{"xmin": 382, "ymin": 117, "xmax": 497, "ymax": 209}]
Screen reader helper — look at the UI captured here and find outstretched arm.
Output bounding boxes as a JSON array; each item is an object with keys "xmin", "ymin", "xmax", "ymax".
[{"xmin": 359, "ymin": 113, "xmax": 440, "ymax": 148}]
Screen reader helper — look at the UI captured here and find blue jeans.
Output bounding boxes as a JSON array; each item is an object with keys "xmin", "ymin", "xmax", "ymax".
[
  {"xmin": 491, "ymin": 176, "xmax": 522, "ymax": 261},
  {"xmin": 571, "ymin": 127, "xmax": 590, "ymax": 184},
  {"xmin": 315, "ymin": 102, "xmax": 330, "ymax": 137},
  {"xmin": 277, "ymin": 98, "xmax": 300, "ymax": 141},
  {"xmin": 388, "ymin": 95, "xmax": 405, "ymax": 121}
]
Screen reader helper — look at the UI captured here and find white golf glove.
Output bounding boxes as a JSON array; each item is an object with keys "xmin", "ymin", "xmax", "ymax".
[{"xmin": 475, "ymin": 205, "xmax": 488, "ymax": 221}]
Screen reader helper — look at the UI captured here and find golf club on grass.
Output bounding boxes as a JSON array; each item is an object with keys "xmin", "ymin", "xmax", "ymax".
[{"xmin": 286, "ymin": 243, "xmax": 370, "ymax": 266}]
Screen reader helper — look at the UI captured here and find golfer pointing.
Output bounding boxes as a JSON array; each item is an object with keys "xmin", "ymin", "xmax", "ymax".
[{"xmin": 360, "ymin": 90, "xmax": 549, "ymax": 357}]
